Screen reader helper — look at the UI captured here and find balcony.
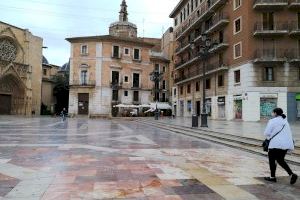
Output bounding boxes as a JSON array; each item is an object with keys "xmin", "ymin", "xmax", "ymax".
[
  {"xmin": 286, "ymin": 49, "xmax": 300, "ymax": 63},
  {"xmin": 209, "ymin": 39, "xmax": 229, "ymax": 54},
  {"xmin": 289, "ymin": 0, "xmax": 300, "ymax": 9},
  {"xmin": 110, "ymin": 82, "xmax": 122, "ymax": 90},
  {"xmin": 175, "ymin": 0, "xmax": 227, "ymax": 40},
  {"xmin": 175, "ymin": 41, "xmax": 228, "ymax": 70},
  {"xmin": 254, "ymin": 22, "xmax": 289, "ymax": 37},
  {"xmin": 175, "ymin": 55, "xmax": 200, "ymax": 70},
  {"xmin": 289, "ymin": 21, "xmax": 300, "ymax": 37},
  {"xmin": 111, "ymin": 54, "xmax": 121, "ymax": 59},
  {"xmin": 70, "ymin": 80, "xmax": 96, "ymax": 87},
  {"xmin": 175, "ymin": 41, "xmax": 192, "ymax": 55},
  {"xmin": 131, "ymin": 86, "xmax": 141, "ymax": 90},
  {"xmin": 174, "ymin": 61, "xmax": 228, "ymax": 84},
  {"xmin": 253, "ymin": 0, "xmax": 288, "ymax": 10},
  {"xmin": 253, "ymin": 49, "xmax": 288, "ymax": 63},
  {"xmin": 205, "ymin": 13, "xmax": 229, "ymax": 35}
]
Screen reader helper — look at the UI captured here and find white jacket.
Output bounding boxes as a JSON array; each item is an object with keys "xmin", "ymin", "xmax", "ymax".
[{"xmin": 264, "ymin": 117, "xmax": 294, "ymax": 151}]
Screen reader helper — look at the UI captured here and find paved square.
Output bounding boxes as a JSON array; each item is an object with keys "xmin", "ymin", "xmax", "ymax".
[{"xmin": 0, "ymin": 117, "xmax": 299, "ymax": 199}]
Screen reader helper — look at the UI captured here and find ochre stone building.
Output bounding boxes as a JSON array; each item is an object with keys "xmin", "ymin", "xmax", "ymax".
[
  {"xmin": 0, "ymin": 21, "xmax": 42, "ymax": 115},
  {"xmin": 42, "ymin": 57, "xmax": 60, "ymax": 114},
  {"xmin": 67, "ymin": 0, "xmax": 172, "ymax": 117},
  {"xmin": 170, "ymin": 0, "xmax": 300, "ymax": 121}
]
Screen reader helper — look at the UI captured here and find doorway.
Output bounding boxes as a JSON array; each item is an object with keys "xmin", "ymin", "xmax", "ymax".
[
  {"xmin": 196, "ymin": 101, "xmax": 201, "ymax": 116},
  {"xmin": 78, "ymin": 93, "xmax": 89, "ymax": 115},
  {"xmin": 0, "ymin": 94, "xmax": 12, "ymax": 115}
]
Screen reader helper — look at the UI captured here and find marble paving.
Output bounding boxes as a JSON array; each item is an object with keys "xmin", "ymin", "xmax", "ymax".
[{"xmin": 0, "ymin": 116, "xmax": 299, "ymax": 200}]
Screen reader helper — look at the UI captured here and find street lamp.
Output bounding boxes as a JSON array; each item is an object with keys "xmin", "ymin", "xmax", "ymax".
[
  {"xmin": 150, "ymin": 69, "xmax": 163, "ymax": 120},
  {"xmin": 190, "ymin": 33, "xmax": 216, "ymax": 127}
]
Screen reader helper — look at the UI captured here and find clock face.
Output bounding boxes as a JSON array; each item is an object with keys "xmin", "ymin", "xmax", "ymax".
[{"xmin": 0, "ymin": 39, "xmax": 17, "ymax": 62}]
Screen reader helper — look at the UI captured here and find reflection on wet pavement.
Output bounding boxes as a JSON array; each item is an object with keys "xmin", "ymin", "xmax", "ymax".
[{"xmin": 0, "ymin": 117, "xmax": 299, "ymax": 199}]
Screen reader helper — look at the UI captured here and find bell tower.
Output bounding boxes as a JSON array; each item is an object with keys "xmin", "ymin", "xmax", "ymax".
[
  {"xmin": 109, "ymin": 0, "xmax": 137, "ymax": 38},
  {"xmin": 119, "ymin": 0, "xmax": 128, "ymax": 22}
]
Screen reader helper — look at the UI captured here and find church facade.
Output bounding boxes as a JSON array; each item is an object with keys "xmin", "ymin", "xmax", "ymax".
[
  {"xmin": 67, "ymin": 0, "xmax": 170, "ymax": 117},
  {"xmin": 0, "ymin": 21, "xmax": 43, "ymax": 115}
]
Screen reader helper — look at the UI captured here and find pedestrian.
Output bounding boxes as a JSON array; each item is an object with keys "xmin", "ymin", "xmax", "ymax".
[
  {"xmin": 263, "ymin": 108, "xmax": 297, "ymax": 184},
  {"xmin": 61, "ymin": 108, "xmax": 67, "ymax": 121}
]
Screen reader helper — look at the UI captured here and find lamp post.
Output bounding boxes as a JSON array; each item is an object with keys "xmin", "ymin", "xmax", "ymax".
[
  {"xmin": 150, "ymin": 69, "xmax": 163, "ymax": 120},
  {"xmin": 190, "ymin": 33, "xmax": 216, "ymax": 127}
]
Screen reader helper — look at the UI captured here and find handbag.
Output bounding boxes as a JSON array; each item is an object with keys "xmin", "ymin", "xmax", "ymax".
[{"xmin": 262, "ymin": 124, "xmax": 286, "ymax": 152}]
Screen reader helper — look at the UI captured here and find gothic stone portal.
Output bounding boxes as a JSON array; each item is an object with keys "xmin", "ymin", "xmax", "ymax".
[{"xmin": 0, "ymin": 74, "xmax": 26, "ymax": 115}]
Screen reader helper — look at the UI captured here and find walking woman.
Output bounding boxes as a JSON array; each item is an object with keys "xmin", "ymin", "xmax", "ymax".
[{"xmin": 264, "ymin": 108, "xmax": 297, "ymax": 184}]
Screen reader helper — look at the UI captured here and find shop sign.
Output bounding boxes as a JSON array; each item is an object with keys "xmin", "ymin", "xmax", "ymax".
[
  {"xmin": 296, "ymin": 93, "xmax": 300, "ymax": 101},
  {"xmin": 233, "ymin": 95, "xmax": 242, "ymax": 100}
]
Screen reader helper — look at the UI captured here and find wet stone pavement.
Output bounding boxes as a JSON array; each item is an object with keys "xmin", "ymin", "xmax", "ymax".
[{"xmin": 0, "ymin": 117, "xmax": 299, "ymax": 200}]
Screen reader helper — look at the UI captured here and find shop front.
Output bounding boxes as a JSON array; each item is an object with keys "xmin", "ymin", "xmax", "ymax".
[
  {"xmin": 260, "ymin": 94, "xmax": 277, "ymax": 120},
  {"xmin": 234, "ymin": 95, "xmax": 243, "ymax": 120},
  {"xmin": 218, "ymin": 96, "xmax": 226, "ymax": 119},
  {"xmin": 205, "ymin": 98, "xmax": 212, "ymax": 117}
]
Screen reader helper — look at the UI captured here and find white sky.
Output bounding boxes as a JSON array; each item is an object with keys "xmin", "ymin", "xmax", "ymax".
[{"xmin": 0, "ymin": 0, "xmax": 178, "ymax": 66}]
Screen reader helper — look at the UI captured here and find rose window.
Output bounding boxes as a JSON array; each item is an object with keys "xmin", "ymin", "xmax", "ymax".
[{"xmin": 0, "ymin": 39, "xmax": 17, "ymax": 62}]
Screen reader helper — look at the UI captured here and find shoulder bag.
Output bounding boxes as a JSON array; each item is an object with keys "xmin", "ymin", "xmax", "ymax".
[{"xmin": 262, "ymin": 124, "xmax": 286, "ymax": 152}]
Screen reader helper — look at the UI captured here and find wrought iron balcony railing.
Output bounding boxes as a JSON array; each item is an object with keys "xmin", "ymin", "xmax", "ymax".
[
  {"xmin": 205, "ymin": 12, "xmax": 229, "ymax": 34},
  {"xmin": 286, "ymin": 49, "xmax": 300, "ymax": 62},
  {"xmin": 253, "ymin": 48, "xmax": 288, "ymax": 62},
  {"xmin": 289, "ymin": 21, "xmax": 300, "ymax": 35},
  {"xmin": 254, "ymin": 22, "xmax": 289, "ymax": 36},
  {"xmin": 253, "ymin": 0, "xmax": 288, "ymax": 9},
  {"xmin": 174, "ymin": 61, "xmax": 228, "ymax": 84},
  {"xmin": 70, "ymin": 80, "xmax": 96, "ymax": 87},
  {"xmin": 110, "ymin": 82, "xmax": 123, "ymax": 90},
  {"xmin": 289, "ymin": 0, "xmax": 300, "ymax": 9},
  {"xmin": 175, "ymin": 0, "xmax": 227, "ymax": 40}
]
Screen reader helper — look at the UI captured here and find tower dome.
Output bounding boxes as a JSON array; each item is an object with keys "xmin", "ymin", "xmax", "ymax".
[{"xmin": 109, "ymin": 0, "xmax": 137, "ymax": 38}]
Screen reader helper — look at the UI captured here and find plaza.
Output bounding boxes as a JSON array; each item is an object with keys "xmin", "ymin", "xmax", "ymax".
[{"xmin": 0, "ymin": 116, "xmax": 299, "ymax": 199}]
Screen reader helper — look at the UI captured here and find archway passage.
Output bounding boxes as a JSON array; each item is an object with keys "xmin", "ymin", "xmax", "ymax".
[{"xmin": 0, "ymin": 74, "xmax": 26, "ymax": 115}]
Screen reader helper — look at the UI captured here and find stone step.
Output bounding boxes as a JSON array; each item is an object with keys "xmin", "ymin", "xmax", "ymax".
[
  {"xmin": 139, "ymin": 120, "xmax": 300, "ymax": 155},
  {"xmin": 138, "ymin": 120, "xmax": 300, "ymax": 166}
]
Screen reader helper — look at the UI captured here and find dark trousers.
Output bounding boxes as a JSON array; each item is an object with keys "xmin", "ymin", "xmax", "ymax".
[{"xmin": 268, "ymin": 149, "xmax": 293, "ymax": 177}]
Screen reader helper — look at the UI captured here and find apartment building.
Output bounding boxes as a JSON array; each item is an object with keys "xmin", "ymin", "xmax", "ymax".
[
  {"xmin": 170, "ymin": 0, "xmax": 300, "ymax": 121},
  {"xmin": 67, "ymin": 0, "xmax": 169, "ymax": 117}
]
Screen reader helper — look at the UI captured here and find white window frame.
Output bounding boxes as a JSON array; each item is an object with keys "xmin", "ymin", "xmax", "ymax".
[
  {"xmin": 80, "ymin": 70, "xmax": 88, "ymax": 85},
  {"xmin": 80, "ymin": 44, "xmax": 88, "ymax": 55},
  {"xmin": 233, "ymin": 17, "xmax": 242, "ymax": 35},
  {"xmin": 133, "ymin": 48, "xmax": 141, "ymax": 61},
  {"xmin": 124, "ymin": 75, "xmax": 129, "ymax": 83},
  {"xmin": 234, "ymin": 0, "xmax": 242, "ymax": 10},
  {"xmin": 124, "ymin": 47, "xmax": 130, "ymax": 56},
  {"xmin": 132, "ymin": 72, "xmax": 140, "ymax": 88},
  {"xmin": 111, "ymin": 70, "xmax": 120, "ymax": 84},
  {"xmin": 124, "ymin": 90, "xmax": 129, "ymax": 97},
  {"xmin": 233, "ymin": 42, "xmax": 242, "ymax": 59},
  {"xmin": 234, "ymin": 70, "xmax": 241, "ymax": 84},
  {"xmin": 112, "ymin": 45, "xmax": 121, "ymax": 58}
]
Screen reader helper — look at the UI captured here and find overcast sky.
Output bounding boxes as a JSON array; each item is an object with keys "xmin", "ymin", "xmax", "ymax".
[{"xmin": 0, "ymin": 0, "xmax": 178, "ymax": 66}]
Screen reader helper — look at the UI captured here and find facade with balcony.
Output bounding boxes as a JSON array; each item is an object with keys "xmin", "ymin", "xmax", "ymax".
[
  {"xmin": 66, "ymin": 0, "xmax": 158, "ymax": 117},
  {"xmin": 170, "ymin": 0, "xmax": 300, "ymax": 122}
]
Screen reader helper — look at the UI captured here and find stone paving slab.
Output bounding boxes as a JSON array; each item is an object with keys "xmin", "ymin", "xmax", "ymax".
[
  {"xmin": 151, "ymin": 117, "xmax": 300, "ymax": 145},
  {"xmin": 0, "ymin": 117, "xmax": 299, "ymax": 199}
]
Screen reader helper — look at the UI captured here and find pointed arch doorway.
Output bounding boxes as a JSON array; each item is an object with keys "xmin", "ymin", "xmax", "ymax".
[{"xmin": 0, "ymin": 74, "xmax": 26, "ymax": 115}]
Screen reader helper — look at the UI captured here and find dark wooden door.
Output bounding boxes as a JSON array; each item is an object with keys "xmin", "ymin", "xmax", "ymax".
[
  {"xmin": 78, "ymin": 93, "xmax": 89, "ymax": 115},
  {"xmin": 196, "ymin": 101, "xmax": 201, "ymax": 116},
  {"xmin": 0, "ymin": 94, "xmax": 12, "ymax": 115}
]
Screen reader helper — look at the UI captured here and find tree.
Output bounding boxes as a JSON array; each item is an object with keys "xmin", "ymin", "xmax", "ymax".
[{"xmin": 53, "ymin": 72, "xmax": 69, "ymax": 114}]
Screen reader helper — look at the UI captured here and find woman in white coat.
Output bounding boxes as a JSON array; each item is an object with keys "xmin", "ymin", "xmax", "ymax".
[{"xmin": 264, "ymin": 108, "xmax": 297, "ymax": 184}]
